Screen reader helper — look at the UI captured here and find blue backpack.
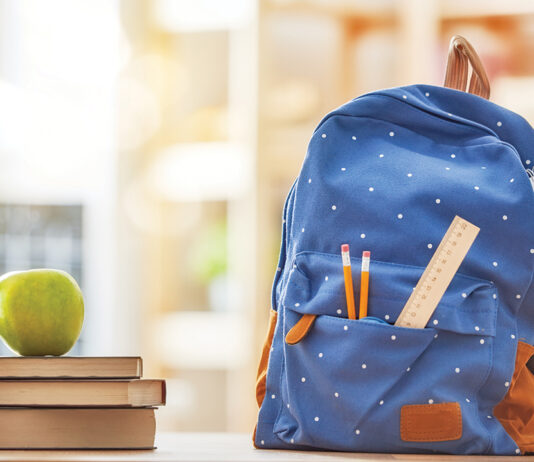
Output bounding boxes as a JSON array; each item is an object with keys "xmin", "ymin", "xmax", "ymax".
[{"xmin": 254, "ymin": 36, "xmax": 534, "ymax": 455}]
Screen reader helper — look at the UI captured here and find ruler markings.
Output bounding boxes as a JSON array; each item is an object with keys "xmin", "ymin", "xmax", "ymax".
[{"xmin": 394, "ymin": 215, "xmax": 480, "ymax": 329}]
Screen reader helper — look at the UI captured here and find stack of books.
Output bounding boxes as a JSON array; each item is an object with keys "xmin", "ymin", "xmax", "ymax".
[{"xmin": 0, "ymin": 356, "xmax": 165, "ymax": 449}]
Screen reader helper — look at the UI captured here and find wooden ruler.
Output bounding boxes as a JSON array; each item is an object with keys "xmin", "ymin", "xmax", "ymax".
[{"xmin": 395, "ymin": 215, "xmax": 480, "ymax": 328}]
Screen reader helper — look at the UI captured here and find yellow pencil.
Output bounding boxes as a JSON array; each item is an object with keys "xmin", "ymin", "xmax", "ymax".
[
  {"xmin": 341, "ymin": 244, "xmax": 357, "ymax": 320},
  {"xmin": 359, "ymin": 251, "xmax": 370, "ymax": 319}
]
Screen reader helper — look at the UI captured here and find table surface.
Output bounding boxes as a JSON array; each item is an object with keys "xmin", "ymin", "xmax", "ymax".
[{"xmin": 0, "ymin": 432, "xmax": 528, "ymax": 462}]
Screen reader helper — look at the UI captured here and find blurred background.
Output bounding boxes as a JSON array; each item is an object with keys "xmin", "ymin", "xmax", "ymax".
[{"xmin": 0, "ymin": 0, "xmax": 533, "ymax": 433}]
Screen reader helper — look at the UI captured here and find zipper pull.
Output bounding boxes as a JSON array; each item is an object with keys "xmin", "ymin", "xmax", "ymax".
[
  {"xmin": 286, "ymin": 314, "xmax": 316, "ymax": 345},
  {"xmin": 527, "ymin": 169, "xmax": 534, "ymax": 191}
]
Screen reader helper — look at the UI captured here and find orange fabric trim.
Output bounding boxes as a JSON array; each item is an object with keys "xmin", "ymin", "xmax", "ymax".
[
  {"xmin": 252, "ymin": 424, "xmax": 258, "ymax": 448},
  {"xmin": 255, "ymin": 309, "xmax": 278, "ymax": 408},
  {"xmin": 285, "ymin": 314, "xmax": 317, "ymax": 345},
  {"xmin": 401, "ymin": 402, "xmax": 462, "ymax": 442},
  {"xmin": 495, "ymin": 341, "xmax": 534, "ymax": 454}
]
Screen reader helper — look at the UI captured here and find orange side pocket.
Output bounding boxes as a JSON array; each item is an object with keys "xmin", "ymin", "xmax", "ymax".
[
  {"xmin": 255, "ymin": 309, "xmax": 278, "ymax": 408},
  {"xmin": 495, "ymin": 341, "xmax": 534, "ymax": 454}
]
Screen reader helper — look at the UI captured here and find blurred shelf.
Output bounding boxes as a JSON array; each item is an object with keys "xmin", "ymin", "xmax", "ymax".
[
  {"xmin": 267, "ymin": 0, "xmax": 534, "ymax": 20},
  {"xmin": 440, "ymin": 0, "xmax": 534, "ymax": 19},
  {"xmin": 124, "ymin": 0, "xmax": 259, "ymax": 432},
  {"xmin": 152, "ymin": 0, "xmax": 254, "ymax": 32},
  {"xmin": 155, "ymin": 311, "xmax": 252, "ymax": 370},
  {"xmin": 266, "ymin": 0, "xmax": 396, "ymax": 21},
  {"xmin": 146, "ymin": 142, "xmax": 251, "ymax": 202}
]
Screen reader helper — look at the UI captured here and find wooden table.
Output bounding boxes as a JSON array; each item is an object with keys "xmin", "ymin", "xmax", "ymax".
[{"xmin": 0, "ymin": 432, "xmax": 528, "ymax": 462}]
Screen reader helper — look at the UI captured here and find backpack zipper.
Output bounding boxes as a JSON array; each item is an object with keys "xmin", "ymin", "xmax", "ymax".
[
  {"xmin": 527, "ymin": 168, "xmax": 534, "ymax": 191},
  {"xmin": 363, "ymin": 91, "xmax": 534, "ymax": 197}
]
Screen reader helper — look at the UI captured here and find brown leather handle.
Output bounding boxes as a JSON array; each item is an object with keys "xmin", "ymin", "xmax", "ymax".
[{"xmin": 444, "ymin": 35, "xmax": 490, "ymax": 100}]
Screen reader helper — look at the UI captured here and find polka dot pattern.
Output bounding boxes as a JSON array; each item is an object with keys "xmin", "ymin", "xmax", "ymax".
[{"xmin": 258, "ymin": 87, "xmax": 534, "ymax": 454}]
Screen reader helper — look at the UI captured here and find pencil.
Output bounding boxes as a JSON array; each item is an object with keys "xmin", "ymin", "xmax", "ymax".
[
  {"xmin": 359, "ymin": 251, "xmax": 370, "ymax": 319},
  {"xmin": 341, "ymin": 244, "xmax": 357, "ymax": 320}
]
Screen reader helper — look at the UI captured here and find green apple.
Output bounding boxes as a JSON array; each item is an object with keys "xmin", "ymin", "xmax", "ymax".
[{"xmin": 0, "ymin": 269, "xmax": 84, "ymax": 356}]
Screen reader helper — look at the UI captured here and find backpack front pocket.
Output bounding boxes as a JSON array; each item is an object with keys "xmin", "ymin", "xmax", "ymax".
[
  {"xmin": 274, "ymin": 313, "xmax": 436, "ymax": 450},
  {"xmin": 273, "ymin": 251, "xmax": 498, "ymax": 453}
]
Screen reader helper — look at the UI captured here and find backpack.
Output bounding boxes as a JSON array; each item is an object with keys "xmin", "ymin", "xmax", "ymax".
[{"xmin": 254, "ymin": 36, "xmax": 534, "ymax": 455}]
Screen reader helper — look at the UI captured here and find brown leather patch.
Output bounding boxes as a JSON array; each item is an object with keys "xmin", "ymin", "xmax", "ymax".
[
  {"xmin": 495, "ymin": 341, "xmax": 534, "ymax": 454},
  {"xmin": 401, "ymin": 402, "xmax": 462, "ymax": 442},
  {"xmin": 255, "ymin": 309, "xmax": 278, "ymax": 408},
  {"xmin": 285, "ymin": 314, "xmax": 317, "ymax": 345}
]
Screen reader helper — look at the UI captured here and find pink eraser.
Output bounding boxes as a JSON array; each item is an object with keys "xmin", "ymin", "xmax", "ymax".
[
  {"xmin": 362, "ymin": 251, "xmax": 371, "ymax": 258},
  {"xmin": 341, "ymin": 244, "xmax": 349, "ymax": 252}
]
